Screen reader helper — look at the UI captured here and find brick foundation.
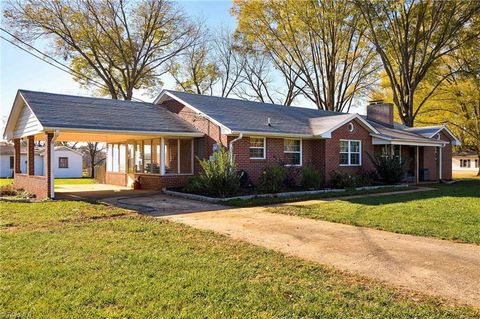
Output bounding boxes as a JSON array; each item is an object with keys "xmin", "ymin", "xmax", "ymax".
[
  {"xmin": 104, "ymin": 172, "xmax": 191, "ymax": 190},
  {"xmin": 14, "ymin": 174, "xmax": 49, "ymax": 199},
  {"xmin": 105, "ymin": 172, "xmax": 127, "ymax": 186}
]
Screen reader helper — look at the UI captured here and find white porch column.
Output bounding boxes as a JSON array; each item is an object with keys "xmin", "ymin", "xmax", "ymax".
[
  {"xmin": 160, "ymin": 137, "xmax": 165, "ymax": 175},
  {"xmin": 439, "ymin": 146, "xmax": 443, "ymax": 180}
]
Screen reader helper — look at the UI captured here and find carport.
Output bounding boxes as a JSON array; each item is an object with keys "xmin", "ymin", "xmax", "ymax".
[{"xmin": 3, "ymin": 90, "xmax": 203, "ymax": 199}]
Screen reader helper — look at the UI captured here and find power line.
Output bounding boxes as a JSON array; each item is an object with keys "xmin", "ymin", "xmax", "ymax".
[{"xmin": 0, "ymin": 28, "xmax": 147, "ymax": 103}]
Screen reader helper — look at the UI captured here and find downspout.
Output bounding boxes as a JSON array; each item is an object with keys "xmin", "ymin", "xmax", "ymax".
[
  {"xmin": 50, "ymin": 130, "xmax": 59, "ymax": 199},
  {"xmin": 228, "ymin": 133, "xmax": 243, "ymax": 165}
]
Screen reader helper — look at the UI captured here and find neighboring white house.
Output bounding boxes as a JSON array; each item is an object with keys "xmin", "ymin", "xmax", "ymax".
[
  {"xmin": 0, "ymin": 142, "xmax": 83, "ymax": 178},
  {"xmin": 452, "ymin": 152, "xmax": 479, "ymax": 174},
  {"xmin": 0, "ymin": 141, "xmax": 43, "ymax": 177}
]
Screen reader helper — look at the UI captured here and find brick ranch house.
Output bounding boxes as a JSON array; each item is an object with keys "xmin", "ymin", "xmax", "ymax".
[{"xmin": 3, "ymin": 89, "xmax": 460, "ymax": 199}]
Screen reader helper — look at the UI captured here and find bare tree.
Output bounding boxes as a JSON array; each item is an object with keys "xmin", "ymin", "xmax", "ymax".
[
  {"xmin": 233, "ymin": 0, "xmax": 379, "ymax": 111},
  {"xmin": 356, "ymin": 0, "xmax": 480, "ymax": 126},
  {"xmin": 5, "ymin": 0, "xmax": 197, "ymax": 100},
  {"xmin": 213, "ymin": 27, "xmax": 246, "ymax": 98}
]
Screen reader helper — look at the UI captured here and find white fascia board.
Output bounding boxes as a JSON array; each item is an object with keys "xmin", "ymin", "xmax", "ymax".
[
  {"xmin": 372, "ymin": 136, "xmax": 447, "ymax": 147},
  {"xmin": 317, "ymin": 114, "xmax": 380, "ymax": 138},
  {"xmin": 3, "ymin": 91, "xmax": 45, "ymax": 140},
  {"xmin": 156, "ymin": 90, "xmax": 232, "ymax": 134},
  {"xmin": 429, "ymin": 126, "xmax": 462, "ymax": 146},
  {"xmin": 43, "ymin": 127, "xmax": 204, "ymax": 137}
]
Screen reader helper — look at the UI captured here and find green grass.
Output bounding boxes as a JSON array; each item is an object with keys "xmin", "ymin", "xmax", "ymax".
[
  {"xmin": 0, "ymin": 178, "xmax": 13, "ymax": 186},
  {"xmin": 1, "ymin": 201, "xmax": 478, "ymax": 317},
  {"xmin": 268, "ymin": 180, "xmax": 480, "ymax": 244},
  {"xmin": 0, "ymin": 178, "xmax": 94, "ymax": 187},
  {"xmin": 224, "ymin": 186, "xmax": 410, "ymax": 207},
  {"xmin": 54, "ymin": 178, "xmax": 96, "ymax": 185}
]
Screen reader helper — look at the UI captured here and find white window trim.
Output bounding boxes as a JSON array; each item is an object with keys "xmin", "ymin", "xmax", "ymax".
[
  {"xmin": 339, "ymin": 139, "xmax": 362, "ymax": 166},
  {"xmin": 284, "ymin": 138, "xmax": 302, "ymax": 166},
  {"xmin": 249, "ymin": 136, "xmax": 266, "ymax": 160}
]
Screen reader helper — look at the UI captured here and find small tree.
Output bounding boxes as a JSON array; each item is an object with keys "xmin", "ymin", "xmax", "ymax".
[
  {"xmin": 185, "ymin": 146, "xmax": 240, "ymax": 197},
  {"xmin": 371, "ymin": 155, "xmax": 409, "ymax": 184}
]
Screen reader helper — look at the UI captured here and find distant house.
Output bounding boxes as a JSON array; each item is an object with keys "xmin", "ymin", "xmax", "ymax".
[
  {"xmin": 0, "ymin": 141, "xmax": 43, "ymax": 177},
  {"xmin": 452, "ymin": 152, "xmax": 479, "ymax": 173},
  {"xmin": 0, "ymin": 141, "xmax": 83, "ymax": 178},
  {"xmin": 3, "ymin": 89, "xmax": 460, "ymax": 198}
]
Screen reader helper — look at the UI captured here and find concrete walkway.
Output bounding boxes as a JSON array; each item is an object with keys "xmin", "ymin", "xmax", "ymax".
[{"xmin": 162, "ymin": 208, "xmax": 480, "ymax": 308}]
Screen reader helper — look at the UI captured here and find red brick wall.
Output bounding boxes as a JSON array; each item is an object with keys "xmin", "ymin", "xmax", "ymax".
[
  {"xmin": 27, "ymin": 136, "xmax": 35, "ymax": 175},
  {"xmin": 323, "ymin": 119, "xmax": 375, "ymax": 182},
  {"xmin": 105, "ymin": 172, "xmax": 127, "ymax": 186},
  {"xmin": 227, "ymin": 136, "xmax": 314, "ymax": 184},
  {"xmin": 136, "ymin": 174, "xmax": 190, "ymax": 190},
  {"xmin": 14, "ymin": 174, "xmax": 49, "ymax": 199}
]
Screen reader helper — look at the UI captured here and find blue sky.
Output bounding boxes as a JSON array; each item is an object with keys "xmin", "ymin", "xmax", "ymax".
[{"xmin": 0, "ymin": 1, "xmax": 236, "ymax": 123}]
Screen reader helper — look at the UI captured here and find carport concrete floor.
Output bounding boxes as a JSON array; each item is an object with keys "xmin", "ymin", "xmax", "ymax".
[
  {"xmin": 91, "ymin": 193, "xmax": 480, "ymax": 308},
  {"xmin": 55, "ymin": 183, "xmax": 153, "ymax": 201}
]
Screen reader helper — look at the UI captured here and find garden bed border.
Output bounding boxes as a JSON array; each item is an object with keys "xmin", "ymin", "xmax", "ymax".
[{"xmin": 164, "ymin": 184, "xmax": 409, "ymax": 203}]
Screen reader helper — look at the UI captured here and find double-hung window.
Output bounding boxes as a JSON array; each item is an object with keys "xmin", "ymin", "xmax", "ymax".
[
  {"xmin": 249, "ymin": 137, "xmax": 266, "ymax": 159},
  {"xmin": 340, "ymin": 140, "xmax": 361, "ymax": 166},
  {"xmin": 284, "ymin": 139, "xmax": 302, "ymax": 166},
  {"xmin": 58, "ymin": 157, "xmax": 69, "ymax": 169}
]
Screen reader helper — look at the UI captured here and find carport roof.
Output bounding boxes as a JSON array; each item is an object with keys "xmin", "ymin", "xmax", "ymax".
[{"xmin": 4, "ymin": 90, "xmax": 202, "ymax": 140}]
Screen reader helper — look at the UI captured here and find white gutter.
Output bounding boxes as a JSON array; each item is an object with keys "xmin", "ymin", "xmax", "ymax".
[
  {"xmin": 228, "ymin": 133, "xmax": 243, "ymax": 165},
  {"xmin": 50, "ymin": 130, "xmax": 59, "ymax": 199},
  {"xmin": 42, "ymin": 127, "xmax": 204, "ymax": 137},
  {"xmin": 229, "ymin": 131, "xmax": 313, "ymax": 139}
]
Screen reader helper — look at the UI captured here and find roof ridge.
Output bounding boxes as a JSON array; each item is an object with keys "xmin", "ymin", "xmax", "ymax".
[
  {"xmin": 164, "ymin": 89, "xmax": 345, "ymax": 115},
  {"xmin": 18, "ymin": 89, "xmax": 154, "ymax": 106}
]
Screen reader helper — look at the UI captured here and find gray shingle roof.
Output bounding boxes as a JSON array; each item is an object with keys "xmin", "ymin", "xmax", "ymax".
[
  {"xmin": 403, "ymin": 126, "xmax": 443, "ymax": 137},
  {"xmin": 364, "ymin": 119, "xmax": 443, "ymax": 143},
  {"xmin": 163, "ymin": 90, "xmax": 353, "ymax": 136},
  {"xmin": 19, "ymin": 90, "xmax": 200, "ymax": 134},
  {"xmin": 162, "ymin": 90, "xmax": 446, "ymax": 144}
]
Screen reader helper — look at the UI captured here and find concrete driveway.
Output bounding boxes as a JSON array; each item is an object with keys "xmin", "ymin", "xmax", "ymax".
[
  {"xmin": 164, "ymin": 207, "xmax": 480, "ymax": 308},
  {"xmin": 79, "ymin": 192, "xmax": 480, "ymax": 308}
]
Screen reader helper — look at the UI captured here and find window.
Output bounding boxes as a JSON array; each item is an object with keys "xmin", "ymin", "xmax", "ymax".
[
  {"xmin": 165, "ymin": 138, "xmax": 193, "ymax": 174},
  {"xmin": 284, "ymin": 139, "xmax": 302, "ymax": 166},
  {"xmin": 475, "ymin": 159, "xmax": 479, "ymax": 168},
  {"xmin": 460, "ymin": 159, "xmax": 471, "ymax": 168},
  {"xmin": 9, "ymin": 156, "xmax": 14, "ymax": 169},
  {"xmin": 59, "ymin": 157, "xmax": 69, "ymax": 168},
  {"xmin": 249, "ymin": 137, "xmax": 265, "ymax": 159},
  {"xmin": 340, "ymin": 140, "xmax": 361, "ymax": 166}
]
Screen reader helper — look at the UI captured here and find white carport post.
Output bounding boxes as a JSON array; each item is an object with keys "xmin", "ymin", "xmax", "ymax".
[{"xmin": 160, "ymin": 137, "xmax": 166, "ymax": 175}]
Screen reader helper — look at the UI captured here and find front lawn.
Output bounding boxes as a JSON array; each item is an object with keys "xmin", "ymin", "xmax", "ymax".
[
  {"xmin": 0, "ymin": 178, "xmax": 13, "ymax": 186},
  {"xmin": 268, "ymin": 180, "xmax": 480, "ymax": 244},
  {"xmin": 1, "ymin": 201, "xmax": 477, "ymax": 317},
  {"xmin": 54, "ymin": 178, "xmax": 96, "ymax": 185},
  {"xmin": 0, "ymin": 178, "xmax": 95, "ymax": 187}
]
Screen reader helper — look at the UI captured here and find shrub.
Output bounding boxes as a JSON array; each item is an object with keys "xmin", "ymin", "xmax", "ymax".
[
  {"xmin": 284, "ymin": 165, "xmax": 301, "ymax": 188},
  {"xmin": 370, "ymin": 155, "xmax": 409, "ymax": 184},
  {"xmin": 258, "ymin": 164, "xmax": 287, "ymax": 193},
  {"xmin": 301, "ymin": 166, "xmax": 323, "ymax": 190},
  {"xmin": 185, "ymin": 146, "xmax": 241, "ymax": 197},
  {"xmin": 0, "ymin": 185, "xmax": 18, "ymax": 196},
  {"xmin": 0, "ymin": 185, "xmax": 29, "ymax": 198},
  {"xmin": 329, "ymin": 171, "xmax": 375, "ymax": 189}
]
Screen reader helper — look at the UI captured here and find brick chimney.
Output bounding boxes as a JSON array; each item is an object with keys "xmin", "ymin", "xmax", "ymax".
[{"xmin": 366, "ymin": 100, "xmax": 394, "ymax": 127}]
